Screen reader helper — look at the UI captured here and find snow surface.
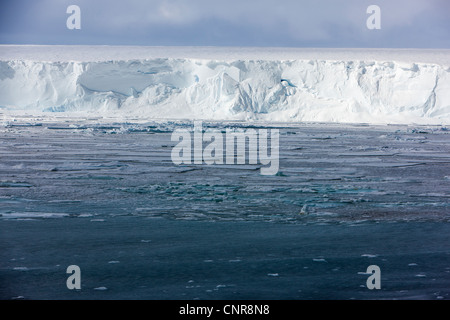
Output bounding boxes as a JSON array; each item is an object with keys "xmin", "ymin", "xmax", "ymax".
[{"xmin": 1, "ymin": 45, "xmax": 450, "ymax": 124}]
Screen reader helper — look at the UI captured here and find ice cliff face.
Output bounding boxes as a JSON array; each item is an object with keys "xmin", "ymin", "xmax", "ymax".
[{"xmin": 1, "ymin": 57, "xmax": 449, "ymax": 124}]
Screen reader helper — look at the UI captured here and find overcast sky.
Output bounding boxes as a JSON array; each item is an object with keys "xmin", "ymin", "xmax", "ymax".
[{"xmin": 0, "ymin": 0, "xmax": 449, "ymax": 48}]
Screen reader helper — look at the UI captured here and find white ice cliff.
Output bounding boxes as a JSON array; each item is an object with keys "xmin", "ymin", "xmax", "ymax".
[{"xmin": 1, "ymin": 47, "xmax": 449, "ymax": 124}]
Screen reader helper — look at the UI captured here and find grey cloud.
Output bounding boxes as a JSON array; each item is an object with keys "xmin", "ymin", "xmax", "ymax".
[{"xmin": 0, "ymin": 0, "xmax": 448, "ymax": 48}]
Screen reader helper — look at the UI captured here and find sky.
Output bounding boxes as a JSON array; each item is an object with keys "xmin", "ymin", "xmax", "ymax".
[{"xmin": 0, "ymin": 0, "xmax": 449, "ymax": 48}]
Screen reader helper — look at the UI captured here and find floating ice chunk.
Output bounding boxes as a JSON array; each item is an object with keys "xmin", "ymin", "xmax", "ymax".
[
  {"xmin": 78, "ymin": 214, "xmax": 93, "ymax": 218},
  {"xmin": 1, "ymin": 212, "xmax": 69, "ymax": 219},
  {"xmin": 361, "ymin": 254, "xmax": 378, "ymax": 258},
  {"xmin": 299, "ymin": 204, "xmax": 310, "ymax": 215},
  {"xmin": 13, "ymin": 267, "xmax": 29, "ymax": 271}
]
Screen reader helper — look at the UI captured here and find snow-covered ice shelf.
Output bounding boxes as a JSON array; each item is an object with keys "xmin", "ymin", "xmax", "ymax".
[{"xmin": 1, "ymin": 46, "xmax": 450, "ymax": 124}]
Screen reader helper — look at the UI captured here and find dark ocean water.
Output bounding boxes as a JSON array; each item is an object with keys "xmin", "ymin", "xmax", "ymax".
[{"xmin": 1, "ymin": 120, "xmax": 449, "ymax": 299}]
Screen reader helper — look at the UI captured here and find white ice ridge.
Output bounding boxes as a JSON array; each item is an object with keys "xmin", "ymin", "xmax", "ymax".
[{"xmin": 1, "ymin": 45, "xmax": 450, "ymax": 124}]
